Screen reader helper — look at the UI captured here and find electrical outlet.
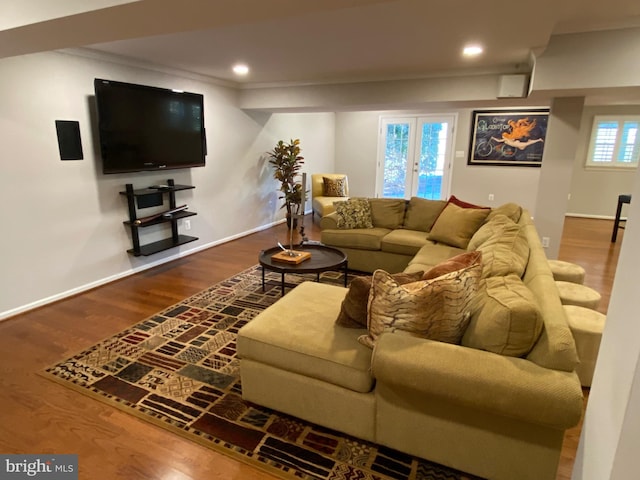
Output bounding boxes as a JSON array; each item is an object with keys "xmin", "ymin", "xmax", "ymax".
[
  {"xmin": 184, "ymin": 219, "xmax": 191, "ymax": 231},
  {"xmin": 541, "ymin": 236, "xmax": 550, "ymax": 248},
  {"xmin": 488, "ymin": 193, "xmax": 494, "ymax": 201}
]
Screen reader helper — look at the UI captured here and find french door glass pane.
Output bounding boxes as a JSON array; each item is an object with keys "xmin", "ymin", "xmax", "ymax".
[
  {"xmin": 383, "ymin": 123, "xmax": 410, "ymax": 198},
  {"xmin": 417, "ymin": 122, "xmax": 447, "ymax": 200}
]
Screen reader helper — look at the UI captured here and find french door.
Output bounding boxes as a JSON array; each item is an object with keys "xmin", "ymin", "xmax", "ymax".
[{"xmin": 377, "ymin": 115, "xmax": 455, "ymax": 200}]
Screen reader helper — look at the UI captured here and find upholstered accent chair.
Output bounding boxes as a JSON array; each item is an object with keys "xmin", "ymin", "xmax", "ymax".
[{"xmin": 311, "ymin": 173, "xmax": 349, "ymax": 218}]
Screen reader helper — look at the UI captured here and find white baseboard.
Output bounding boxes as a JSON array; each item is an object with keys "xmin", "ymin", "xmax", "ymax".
[
  {"xmin": 565, "ymin": 213, "xmax": 624, "ymax": 221},
  {"xmin": 0, "ymin": 219, "xmax": 286, "ymax": 322}
]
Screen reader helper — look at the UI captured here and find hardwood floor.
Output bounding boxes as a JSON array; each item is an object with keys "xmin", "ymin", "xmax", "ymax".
[{"xmin": 0, "ymin": 215, "xmax": 619, "ymax": 480}]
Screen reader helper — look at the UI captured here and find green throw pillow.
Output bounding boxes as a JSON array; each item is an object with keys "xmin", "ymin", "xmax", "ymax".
[
  {"xmin": 334, "ymin": 198, "xmax": 373, "ymax": 229},
  {"xmin": 428, "ymin": 202, "xmax": 490, "ymax": 249}
]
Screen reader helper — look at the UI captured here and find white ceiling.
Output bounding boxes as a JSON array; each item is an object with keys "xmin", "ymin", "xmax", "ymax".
[{"xmin": 3, "ymin": 0, "xmax": 640, "ymax": 87}]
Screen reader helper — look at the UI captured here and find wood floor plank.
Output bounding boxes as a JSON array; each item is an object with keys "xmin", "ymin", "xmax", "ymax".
[{"xmin": 0, "ymin": 215, "xmax": 617, "ymax": 479}]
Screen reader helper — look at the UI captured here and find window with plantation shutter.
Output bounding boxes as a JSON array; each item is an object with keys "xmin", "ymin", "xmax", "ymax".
[{"xmin": 586, "ymin": 116, "xmax": 640, "ymax": 168}]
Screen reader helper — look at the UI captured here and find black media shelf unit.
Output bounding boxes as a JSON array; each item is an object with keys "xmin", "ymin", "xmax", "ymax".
[{"xmin": 120, "ymin": 179, "xmax": 197, "ymax": 256}]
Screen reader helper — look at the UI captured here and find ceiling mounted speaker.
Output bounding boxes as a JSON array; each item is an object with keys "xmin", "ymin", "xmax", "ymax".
[{"xmin": 497, "ymin": 74, "xmax": 529, "ymax": 99}]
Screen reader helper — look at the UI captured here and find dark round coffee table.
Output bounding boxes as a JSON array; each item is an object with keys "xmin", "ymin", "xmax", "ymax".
[{"xmin": 259, "ymin": 244, "xmax": 348, "ymax": 295}]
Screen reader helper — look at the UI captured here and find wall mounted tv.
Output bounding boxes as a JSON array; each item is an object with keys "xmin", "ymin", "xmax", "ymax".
[{"xmin": 94, "ymin": 78, "xmax": 206, "ymax": 174}]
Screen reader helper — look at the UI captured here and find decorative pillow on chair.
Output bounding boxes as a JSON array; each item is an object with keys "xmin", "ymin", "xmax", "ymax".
[
  {"xmin": 358, "ymin": 263, "xmax": 482, "ymax": 348},
  {"xmin": 323, "ymin": 176, "xmax": 348, "ymax": 197},
  {"xmin": 334, "ymin": 198, "xmax": 373, "ymax": 229},
  {"xmin": 336, "ymin": 271, "xmax": 424, "ymax": 328},
  {"xmin": 427, "ymin": 202, "xmax": 490, "ymax": 249},
  {"xmin": 422, "ymin": 251, "xmax": 482, "ymax": 281}
]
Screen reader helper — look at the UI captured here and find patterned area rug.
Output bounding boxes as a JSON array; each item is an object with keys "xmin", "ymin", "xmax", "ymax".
[{"xmin": 42, "ymin": 265, "xmax": 481, "ymax": 480}]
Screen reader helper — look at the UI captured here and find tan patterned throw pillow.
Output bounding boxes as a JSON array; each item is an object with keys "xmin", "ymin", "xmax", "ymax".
[
  {"xmin": 323, "ymin": 176, "xmax": 348, "ymax": 197},
  {"xmin": 334, "ymin": 198, "xmax": 373, "ymax": 229},
  {"xmin": 335, "ymin": 271, "xmax": 424, "ymax": 328},
  {"xmin": 359, "ymin": 263, "xmax": 482, "ymax": 348}
]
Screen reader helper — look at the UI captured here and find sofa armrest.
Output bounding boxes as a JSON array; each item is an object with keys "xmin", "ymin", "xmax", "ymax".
[
  {"xmin": 320, "ymin": 212, "xmax": 340, "ymax": 230},
  {"xmin": 371, "ymin": 333, "xmax": 583, "ymax": 429}
]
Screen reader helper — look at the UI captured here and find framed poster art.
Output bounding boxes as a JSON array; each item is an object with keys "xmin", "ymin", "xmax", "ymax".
[{"xmin": 468, "ymin": 109, "xmax": 549, "ymax": 166}]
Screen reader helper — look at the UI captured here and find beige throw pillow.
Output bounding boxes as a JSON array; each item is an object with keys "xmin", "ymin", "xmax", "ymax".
[
  {"xmin": 334, "ymin": 198, "xmax": 373, "ymax": 229},
  {"xmin": 359, "ymin": 264, "xmax": 482, "ymax": 348},
  {"xmin": 428, "ymin": 202, "xmax": 490, "ymax": 249}
]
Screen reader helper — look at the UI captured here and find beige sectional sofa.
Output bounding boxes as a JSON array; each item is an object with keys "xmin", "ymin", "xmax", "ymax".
[{"xmin": 237, "ymin": 196, "xmax": 584, "ymax": 480}]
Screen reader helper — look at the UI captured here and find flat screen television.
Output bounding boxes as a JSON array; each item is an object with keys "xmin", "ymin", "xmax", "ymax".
[{"xmin": 94, "ymin": 78, "xmax": 206, "ymax": 174}]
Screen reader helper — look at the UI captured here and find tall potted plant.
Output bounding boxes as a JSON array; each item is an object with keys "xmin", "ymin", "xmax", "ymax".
[{"xmin": 268, "ymin": 138, "xmax": 304, "ymax": 229}]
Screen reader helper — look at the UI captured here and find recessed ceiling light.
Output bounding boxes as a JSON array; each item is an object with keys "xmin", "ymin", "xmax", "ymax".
[
  {"xmin": 462, "ymin": 45, "xmax": 483, "ymax": 57},
  {"xmin": 232, "ymin": 63, "xmax": 249, "ymax": 76}
]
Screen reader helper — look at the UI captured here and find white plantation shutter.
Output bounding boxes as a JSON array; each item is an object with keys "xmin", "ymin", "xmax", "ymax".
[{"xmin": 587, "ymin": 116, "xmax": 640, "ymax": 168}]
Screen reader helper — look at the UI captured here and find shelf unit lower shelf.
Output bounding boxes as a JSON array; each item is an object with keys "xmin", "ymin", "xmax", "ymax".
[{"xmin": 128, "ymin": 234, "xmax": 198, "ymax": 257}]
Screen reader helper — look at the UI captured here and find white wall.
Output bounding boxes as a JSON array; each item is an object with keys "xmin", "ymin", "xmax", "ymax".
[
  {"xmin": 567, "ymin": 105, "xmax": 639, "ymax": 218},
  {"xmin": 534, "ymin": 97, "xmax": 585, "ymax": 259},
  {"xmin": 334, "ymin": 108, "xmax": 542, "ymax": 212},
  {"xmin": 572, "ymin": 153, "xmax": 640, "ymax": 480},
  {"xmin": 0, "ymin": 51, "xmax": 335, "ymax": 319},
  {"xmin": 532, "ymin": 27, "xmax": 640, "ymax": 93}
]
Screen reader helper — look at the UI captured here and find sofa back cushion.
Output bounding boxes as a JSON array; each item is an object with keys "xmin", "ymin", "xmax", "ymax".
[
  {"xmin": 402, "ymin": 197, "xmax": 447, "ymax": 232},
  {"xmin": 472, "ymin": 212, "xmax": 581, "ymax": 371},
  {"xmin": 470, "ymin": 214, "xmax": 530, "ymax": 279},
  {"xmin": 369, "ymin": 198, "xmax": 407, "ymax": 229},
  {"xmin": 462, "ymin": 275, "xmax": 543, "ymax": 357},
  {"xmin": 520, "ymin": 219, "xmax": 579, "ymax": 371},
  {"xmin": 359, "ymin": 264, "xmax": 482, "ymax": 348},
  {"xmin": 486, "ymin": 202, "xmax": 523, "ymax": 223}
]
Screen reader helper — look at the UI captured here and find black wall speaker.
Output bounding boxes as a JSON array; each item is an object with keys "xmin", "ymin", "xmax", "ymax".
[{"xmin": 55, "ymin": 120, "xmax": 84, "ymax": 160}]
